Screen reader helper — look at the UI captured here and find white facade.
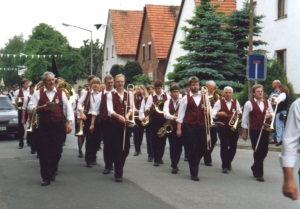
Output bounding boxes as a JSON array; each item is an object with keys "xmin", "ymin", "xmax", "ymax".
[
  {"xmin": 237, "ymin": 0, "xmax": 300, "ymax": 94},
  {"xmin": 101, "ymin": 17, "xmax": 135, "ymax": 80},
  {"xmin": 165, "ymin": 0, "xmax": 196, "ymax": 84}
]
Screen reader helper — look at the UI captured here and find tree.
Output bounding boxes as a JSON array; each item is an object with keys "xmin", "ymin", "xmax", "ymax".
[
  {"xmin": 110, "ymin": 64, "xmax": 124, "ymax": 78},
  {"xmin": 133, "ymin": 74, "xmax": 152, "ymax": 86},
  {"xmin": 123, "ymin": 61, "xmax": 143, "ymax": 85},
  {"xmin": 226, "ymin": 1, "xmax": 267, "ymax": 80},
  {"xmin": 0, "ymin": 34, "xmax": 25, "ymax": 87},
  {"xmin": 168, "ymin": 0, "xmax": 243, "ymax": 91},
  {"xmin": 23, "ymin": 23, "xmax": 84, "ymax": 84}
]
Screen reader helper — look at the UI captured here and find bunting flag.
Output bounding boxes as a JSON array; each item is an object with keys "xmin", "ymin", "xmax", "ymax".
[
  {"xmin": 0, "ymin": 53, "xmax": 63, "ymax": 58},
  {"xmin": 0, "ymin": 68, "xmax": 18, "ymax": 70}
]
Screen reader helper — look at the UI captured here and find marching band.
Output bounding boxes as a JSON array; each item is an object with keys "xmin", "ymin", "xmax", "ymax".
[{"xmin": 13, "ymin": 72, "xmax": 281, "ymax": 186}]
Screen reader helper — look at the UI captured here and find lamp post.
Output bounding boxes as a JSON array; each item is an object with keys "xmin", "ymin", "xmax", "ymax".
[{"xmin": 62, "ymin": 23, "xmax": 93, "ymax": 75}]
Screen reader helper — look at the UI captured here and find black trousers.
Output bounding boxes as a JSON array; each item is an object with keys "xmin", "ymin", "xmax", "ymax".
[
  {"xmin": 110, "ymin": 121, "xmax": 131, "ymax": 178},
  {"xmin": 151, "ymin": 121, "xmax": 167, "ymax": 163},
  {"xmin": 133, "ymin": 121, "xmax": 144, "ymax": 153},
  {"xmin": 101, "ymin": 118, "xmax": 113, "ymax": 169},
  {"xmin": 17, "ymin": 109, "xmax": 25, "ymax": 145},
  {"xmin": 183, "ymin": 124, "xmax": 207, "ymax": 177},
  {"xmin": 203, "ymin": 126, "xmax": 218, "ymax": 164},
  {"xmin": 84, "ymin": 114, "xmax": 100, "ymax": 164},
  {"xmin": 167, "ymin": 130, "xmax": 183, "ymax": 169},
  {"xmin": 36, "ymin": 121, "xmax": 65, "ymax": 181},
  {"xmin": 249, "ymin": 129, "xmax": 269, "ymax": 177},
  {"xmin": 218, "ymin": 127, "xmax": 239, "ymax": 169}
]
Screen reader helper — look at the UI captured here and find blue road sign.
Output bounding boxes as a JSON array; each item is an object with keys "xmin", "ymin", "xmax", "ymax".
[{"xmin": 247, "ymin": 54, "xmax": 266, "ymax": 80}]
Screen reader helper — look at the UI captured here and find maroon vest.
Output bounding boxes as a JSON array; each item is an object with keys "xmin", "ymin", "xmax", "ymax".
[
  {"xmin": 111, "ymin": 91, "xmax": 129, "ymax": 123},
  {"xmin": 99, "ymin": 90, "xmax": 109, "ymax": 120},
  {"xmin": 249, "ymin": 99, "xmax": 269, "ymax": 131},
  {"xmin": 18, "ymin": 88, "xmax": 24, "ymax": 102},
  {"xmin": 152, "ymin": 94, "xmax": 168, "ymax": 122},
  {"xmin": 38, "ymin": 88, "xmax": 63, "ymax": 124},
  {"xmin": 183, "ymin": 94, "xmax": 205, "ymax": 125},
  {"xmin": 218, "ymin": 99, "xmax": 237, "ymax": 128},
  {"xmin": 169, "ymin": 99, "xmax": 180, "ymax": 127},
  {"xmin": 134, "ymin": 93, "xmax": 143, "ymax": 110}
]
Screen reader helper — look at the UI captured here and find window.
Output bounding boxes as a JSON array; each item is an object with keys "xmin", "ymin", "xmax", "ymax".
[
  {"xmin": 276, "ymin": 49, "xmax": 287, "ymax": 70},
  {"xmin": 106, "ymin": 47, "xmax": 108, "ymax": 60},
  {"xmin": 278, "ymin": 0, "xmax": 287, "ymax": 19},
  {"xmin": 142, "ymin": 44, "xmax": 146, "ymax": 61},
  {"xmin": 112, "ymin": 45, "xmax": 114, "ymax": 58},
  {"xmin": 148, "ymin": 43, "xmax": 152, "ymax": 60}
]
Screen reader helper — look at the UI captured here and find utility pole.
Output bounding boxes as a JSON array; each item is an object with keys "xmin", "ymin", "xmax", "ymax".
[{"xmin": 248, "ymin": 0, "xmax": 254, "ymax": 100}]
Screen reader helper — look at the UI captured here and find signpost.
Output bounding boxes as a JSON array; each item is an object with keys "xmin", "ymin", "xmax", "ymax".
[{"xmin": 247, "ymin": 54, "xmax": 266, "ymax": 84}]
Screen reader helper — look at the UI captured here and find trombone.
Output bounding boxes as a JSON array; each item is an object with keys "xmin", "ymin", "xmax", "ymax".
[
  {"xmin": 201, "ymin": 86, "xmax": 213, "ymax": 150},
  {"xmin": 123, "ymin": 84, "xmax": 137, "ymax": 151},
  {"xmin": 255, "ymin": 107, "xmax": 273, "ymax": 152}
]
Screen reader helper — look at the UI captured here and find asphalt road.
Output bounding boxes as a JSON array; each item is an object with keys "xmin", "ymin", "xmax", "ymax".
[{"xmin": 0, "ymin": 133, "xmax": 299, "ymax": 209}]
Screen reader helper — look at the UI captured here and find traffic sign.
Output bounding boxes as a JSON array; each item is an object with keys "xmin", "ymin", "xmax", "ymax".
[{"xmin": 247, "ymin": 54, "xmax": 266, "ymax": 80}]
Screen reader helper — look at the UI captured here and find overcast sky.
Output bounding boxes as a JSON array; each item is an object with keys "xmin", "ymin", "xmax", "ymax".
[{"xmin": 0, "ymin": 0, "xmax": 182, "ymax": 49}]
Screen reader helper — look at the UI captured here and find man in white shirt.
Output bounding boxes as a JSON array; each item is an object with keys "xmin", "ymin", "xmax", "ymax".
[
  {"xmin": 280, "ymin": 98, "xmax": 300, "ymax": 200},
  {"xmin": 28, "ymin": 72, "xmax": 74, "ymax": 186}
]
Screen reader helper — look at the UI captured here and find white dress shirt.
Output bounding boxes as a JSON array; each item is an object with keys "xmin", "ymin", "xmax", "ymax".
[
  {"xmin": 241, "ymin": 98, "xmax": 273, "ymax": 129},
  {"xmin": 107, "ymin": 90, "xmax": 133, "ymax": 117},
  {"xmin": 279, "ymin": 98, "xmax": 300, "ymax": 167},
  {"xmin": 163, "ymin": 98, "xmax": 180, "ymax": 120},
  {"xmin": 28, "ymin": 87, "xmax": 74, "ymax": 123},
  {"xmin": 145, "ymin": 91, "xmax": 171, "ymax": 110},
  {"xmin": 177, "ymin": 91, "xmax": 202, "ymax": 123},
  {"xmin": 139, "ymin": 98, "xmax": 147, "ymax": 120},
  {"xmin": 212, "ymin": 99, "xmax": 242, "ymax": 119}
]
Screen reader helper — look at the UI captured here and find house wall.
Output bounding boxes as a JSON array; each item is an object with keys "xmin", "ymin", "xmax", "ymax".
[{"xmin": 237, "ymin": 0, "xmax": 300, "ymax": 94}]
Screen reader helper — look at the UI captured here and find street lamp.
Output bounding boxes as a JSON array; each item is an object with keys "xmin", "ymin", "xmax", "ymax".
[{"xmin": 62, "ymin": 23, "xmax": 93, "ymax": 75}]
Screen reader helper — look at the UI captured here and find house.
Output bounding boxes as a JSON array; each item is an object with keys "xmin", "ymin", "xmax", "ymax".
[
  {"xmin": 136, "ymin": 4, "xmax": 180, "ymax": 82},
  {"xmin": 101, "ymin": 9, "xmax": 143, "ymax": 80},
  {"xmin": 164, "ymin": 0, "xmax": 236, "ymax": 87},
  {"xmin": 236, "ymin": 0, "xmax": 300, "ymax": 94}
]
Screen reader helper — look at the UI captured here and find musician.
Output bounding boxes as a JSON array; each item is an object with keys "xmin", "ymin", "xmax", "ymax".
[
  {"xmin": 280, "ymin": 98, "xmax": 300, "ymax": 200},
  {"xmin": 163, "ymin": 83, "xmax": 182, "ymax": 174},
  {"xmin": 145, "ymin": 80, "xmax": 171, "ymax": 166},
  {"xmin": 181, "ymin": 81, "xmax": 190, "ymax": 161},
  {"xmin": 78, "ymin": 77, "xmax": 101, "ymax": 167},
  {"xmin": 14, "ymin": 79, "xmax": 30, "ymax": 149},
  {"xmin": 77, "ymin": 75, "xmax": 95, "ymax": 157},
  {"xmin": 242, "ymin": 84, "xmax": 273, "ymax": 182},
  {"xmin": 107, "ymin": 74, "xmax": 133, "ymax": 182},
  {"xmin": 212, "ymin": 86, "xmax": 242, "ymax": 174},
  {"xmin": 177, "ymin": 76, "xmax": 208, "ymax": 181},
  {"xmin": 28, "ymin": 72, "xmax": 74, "ymax": 186},
  {"xmin": 133, "ymin": 85, "xmax": 147, "ymax": 156},
  {"xmin": 203, "ymin": 80, "xmax": 218, "ymax": 166},
  {"xmin": 139, "ymin": 85, "xmax": 154, "ymax": 162},
  {"xmin": 98, "ymin": 74, "xmax": 115, "ymax": 175},
  {"xmin": 269, "ymin": 80, "xmax": 281, "ymax": 144}
]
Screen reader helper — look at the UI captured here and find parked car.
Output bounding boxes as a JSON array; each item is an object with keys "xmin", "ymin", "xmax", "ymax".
[{"xmin": 0, "ymin": 95, "xmax": 19, "ymax": 138}]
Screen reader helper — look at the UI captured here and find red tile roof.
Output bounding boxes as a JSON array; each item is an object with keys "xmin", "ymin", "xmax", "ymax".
[
  {"xmin": 110, "ymin": 10, "xmax": 143, "ymax": 55},
  {"xmin": 145, "ymin": 4, "xmax": 180, "ymax": 59},
  {"xmin": 195, "ymin": 0, "xmax": 236, "ymax": 14}
]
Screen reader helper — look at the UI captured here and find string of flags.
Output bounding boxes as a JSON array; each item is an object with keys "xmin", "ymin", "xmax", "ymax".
[
  {"xmin": 0, "ymin": 68, "xmax": 18, "ymax": 71},
  {"xmin": 0, "ymin": 54, "xmax": 62, "ymax": 58}
]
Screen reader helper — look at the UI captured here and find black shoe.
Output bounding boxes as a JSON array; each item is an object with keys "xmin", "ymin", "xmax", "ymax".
[
  {"xmin": 41, "ymin": 181, "xmax": 50, "ymax": 186},
  {"xmin": 158, "ymin": 159, "xmax": 163, "ymax": 164},
  {"xmin": 133, "ymin": 151, "xmax": 141, "ymax": 156},
  {"xmin": 276, "ymin": 142, "xmax": 282, "ymax": 146},
  {"xmin": 171, "ymin": 167, "xmax": 179, "ymax": 174},
  {"xmin": 91, "ymin": 161, "xmax": 97, "ymax": 166},
  {"xmin": 103, "ymin": 168, "xmax": 111, "ymax": 174},
  {"xmin": 205, "ymin": 162, "xmax": 212, "ymax": 166},
  {"xmin": 30, "ymin": 150, "xmax": 36, "ymax": 154},
  {"xmin": 191, "ymin": 176, "xmax": 200, "ymax": 181},
  {"xmin": 184, "ymin": 157, "xmax": 189, "ymax": 162},
  {"xmin": 222, "ymin": 168, "xmax": 228, "ymax": 174},
  {"xmin": 256, "ymin": 177, "xmax": 265, "ymax": 182},
  {"xmin": 51, "ymin": 175, "xmax": 56, "ymax": 182},
  {"xmin": 115, "ymin": 177, "xmax": 123, "ymax": 182},
  {"xmin": 18, "ymin": 143, "xmax": 24, "ymax": 149},
  {"xmin": 228, "ymin": 166, "xmax": 232, "ymax": 171},
  {"xmin": 154, "ymin": 162, "xmax": 159, "ymax": 167},
  {"xmin": 78, "ymin": 151, "xmax": 83, "ymax": 158},
  {"xmin": 86, "ymin": 163, "xmax": 92, "ymax": 168},
  {"xmin": 148, "ymin": 157, "xmax": 153, "ymax": 162}
]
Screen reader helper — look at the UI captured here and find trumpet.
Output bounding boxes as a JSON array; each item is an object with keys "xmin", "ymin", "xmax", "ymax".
[{"xmin": 229, "ymin": 108, "xmax": 242, "ymax": 132}]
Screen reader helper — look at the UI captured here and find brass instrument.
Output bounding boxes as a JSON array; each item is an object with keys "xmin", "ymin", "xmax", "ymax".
[
  {"xmin": 75, "ymin": 107, "xmax": 85, "ymax": 136},
  {"xmin": 57, "ymin": 81, "xmax": 76, "ymax": 103},
  {"xmin": 16, "ymin": 97, "xmax": 24, "ymax": 110},
  {"xmin": 201, "ymin": 86, "xmax": 212, "ymax": 150},
  {"xmin": 141, "ymin": 100, "xmax": 165, "ymax": 127},
  {"xmin": 157, "ymin": 112, "xmax": 178, "ymax": 138},
  {"xmin": 264, "ymin": 96, "xmax": 278, "ymax": 132},
  {"xmin": 27, "ymin": 107, "xmax": 39, "ymax": 132},
  {"xmin": 229, "ymin": 109, "xmax": 241, "ymax": 132},
  {"xmin": 255, "ymin": 107, "xmax": 272, "ymax": 152}
]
